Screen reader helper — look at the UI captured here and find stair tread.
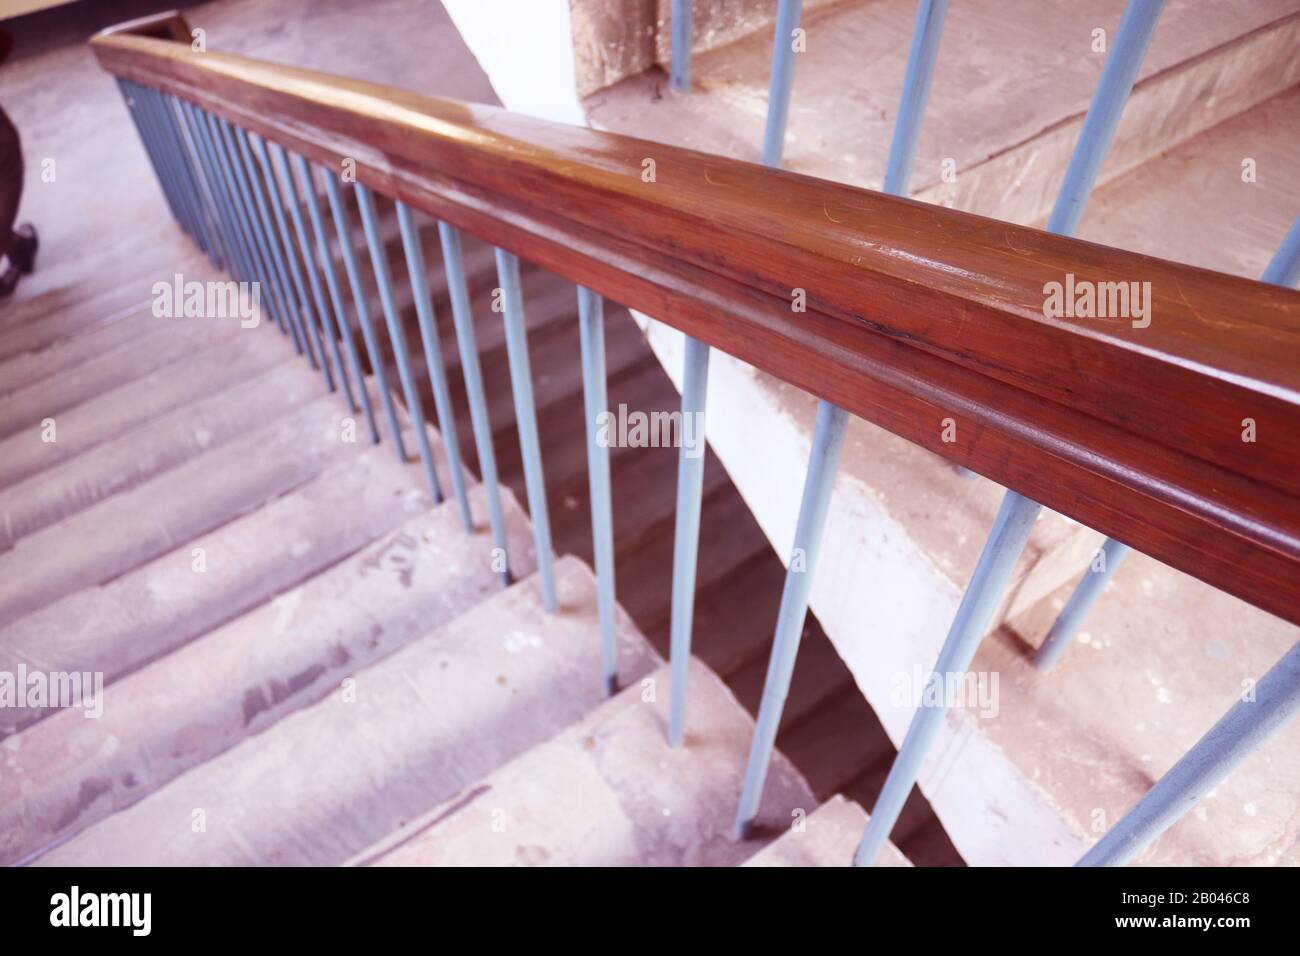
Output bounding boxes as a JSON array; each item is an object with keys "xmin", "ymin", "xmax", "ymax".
[
  {"xmin": 2, "ymin": 484, "xmax": 535, "ymax": 865},
  {"xmin": 742, "ymin": 794, "xmax": 910, "ymax": 868},
  {"xmin": 0, "ymin": 332, "xmax": 311, "ymax": 489},
  {"xmin": 36, "ymin": 556, "xmax": 658, "ymax": 866},
  {"xmin": 356, "ymin": 657, "xmax": 815, "ymax": 867}
]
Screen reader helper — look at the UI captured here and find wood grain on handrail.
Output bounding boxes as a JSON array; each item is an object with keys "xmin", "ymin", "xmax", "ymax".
[{"xmin": 92, "ymin": 15, "xmax": 1300, "ymax": 626}]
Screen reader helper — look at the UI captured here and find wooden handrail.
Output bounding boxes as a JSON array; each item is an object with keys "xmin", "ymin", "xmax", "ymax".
[{"xmin": 92, "ymin": 14, "xmax": 1300, "ymax": 626}]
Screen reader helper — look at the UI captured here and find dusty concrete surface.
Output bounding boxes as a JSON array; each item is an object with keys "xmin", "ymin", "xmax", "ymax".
[{"xmin": 743, "ymin": 793, "xmax": 910, "ymax": 867}]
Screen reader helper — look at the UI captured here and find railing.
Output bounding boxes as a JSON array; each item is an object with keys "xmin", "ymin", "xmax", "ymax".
[{"xmin": 93, "ymin": 6, "xmax": 1300, "ymax": 867}]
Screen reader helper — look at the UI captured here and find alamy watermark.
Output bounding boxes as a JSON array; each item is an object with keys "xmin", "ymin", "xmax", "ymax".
[
  {"xmin": 890, "ymin": 664, "xmax": 999, "ymax": 719},
  {"xmin": 595, "ymin": 404, "xmax": 706, "ymax": 459},
  {"xmin": 1042, "ymin": 272, "xmax": 1151, "ymax": 329},
  {"xmin": 0, "ymin": 664, "xmax": 104, "ymax": 719},
  {"xmin": 152, "ymin": 273, "xmax": 261, "ymax": 328}
]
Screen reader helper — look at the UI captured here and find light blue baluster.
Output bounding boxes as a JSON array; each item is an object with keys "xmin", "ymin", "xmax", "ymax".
[
  {"xmin": 160, "ymin": 94, "xmax": 224, "ymax": 269},
  {"xmin": 732, "ymin": 0, "xmax": 949, "ymax": 827},
  {"xmin": 1037, "ymin": 214, "xmax": 1300, "ymax": 672},
  {"xmin": 355, "ymin": 185, "xmax": 444, "ymax": 501},
  {"xmin": 439, "ymin": 222, "xmax": 511, "ymax": 585},
  {"xmin": 273, "ymin": 142, "xmax": 350, "ymax": 397},
  {"xmin": 578, "ymin": 286, "xmax": 619, "ymax": 696},
  {"xmin": 670, "ymin": 0, "xmax": 692, "ymax": 93},
  {"xmin": 761, "ymin": 0, "xmax": 803, "ymax": 168},
  {"xmin": 1079, "ymin": 641, "xmax": 1300, "ymax": 866},
  {"xmin": 396, "ymin": 201, "xmax": 473, "ymax": 528},
  {"xmin": 178, "ymin": 100, "xmax": 241, "ymax": 276},
  {"xmin": 495, "ymin": 248, "xmax": 557, "ymax": 612},
  {"xmin": 204, "ymin": 112, "xmax": 290, "ymax": 338},
  {"xmin": 856, "ymin": 0, "xmax": 1167, "ymax": 866},
  {"xmin": 254, "ymin": 135, "xmax": 330, "ymax": 383},
  {"xmin": 321, "ymin": 173, "xmax": 408, "ymax": 460},
  {"xmin": 214, "ymin": 117, "xmax": 293, "ymax": 339},
  {"xmin": 125, "ymin": 84, "xmax": 189, "ymax": 235},
  {"xmin": 234, "ymin": 125, "xmax": 311, "ymax": 357},
  {"xmin": 295, "ymin": 155, "xmax": 381, "ymax": 441},
  {"xmin": 181, "ymin": 103, "xmax": 255, "ymax": 287},
  {"xmin": 667, "ymin": 334, "xmax": 711, "ymax": 747}
]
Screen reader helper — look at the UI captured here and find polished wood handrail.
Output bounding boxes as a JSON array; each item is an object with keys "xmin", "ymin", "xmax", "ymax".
[{"xmin": 92, "ymin": 13, "xmax": 1300, "ymax": 625}]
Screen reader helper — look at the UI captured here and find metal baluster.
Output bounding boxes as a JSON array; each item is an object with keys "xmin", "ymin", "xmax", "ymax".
[
  {"xmin": 158, "ymin": 93, "xmax": 223, "ymax": 268},
  {"xmin": 322, "ymin": 173, "xmax": 408, "ymax": 460},
  {"xmin": 761, "ymin": 0, "xmax": 803, "ymax": 168},
  {"xmin": 274, "ymin": 143, "xmax": 352, "ymax": 397},
  {"xmin": 136, "ymin": 86, "xmax": 200, "ymax": 243},
  {"xmin": 354, "ymin": 184, "xmax": 444, "ymax": 502},
  {"xmin": 121, "ymin": 82, "xmax": 188, "ymax": 235},
  {"xmin": 495, "ymin": 248, "xmax": 557, "ymax": 612},
  {"xmin": 233, "ymin": 125, "xmax": 310, "ymax": 357},
  {"xmin": 731, "ymin": 0, "xmax": 949, "ymax": 824},
  {"xmin": 213, "ymin": 117, "xmax": 294, "ymax": 339},
  {"xmin": 202, "ymin": 111, "xmax": 287, "ymax": 337},
  {"xmin": 855, "ymin": 0, "xmax": 1167, "ymax": 866},
  {"xmin": 1078, "ymin": 641, "xmax": 1300, "ymax": 866},
  {"xmin": 296, "ymin": 156, "xmax": 381, "ymax": 442},
  {"xmin": 162, "ymin": 94, "xmax": 228, "ymax": 270},
  {"xmin": 666, "ymin": 334, "xmax": 710, "ymax": 746},
  {"xmin": 396, "ymin": 201, "xmax": 473, "ymax": 528},
  {"xmin": 1260, "ymin": 216, "xmax": 1300, "ymax": 287},
  {"xmin": 255, "ymin": 136, "xmax": 331, "ymax": 382},
  {"xmin": 179, "ymin": 103, "xmax": 254, "ymax": 287},
  {"xmin": 146, "ymin": 88, "xmax": 209, "ymax": 256},
  {"xmin": 578, "ymin": 286, "xmax": 618, "ymax": 695},
  {"xmin": 439, "ymin": 221, "xmax": 511, "ymax": 584},
  {"xmin": 670, "ymin": 0, "xmax": 692, "ymax": 93}
]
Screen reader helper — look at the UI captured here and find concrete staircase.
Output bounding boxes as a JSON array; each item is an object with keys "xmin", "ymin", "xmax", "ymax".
[
  {"xmin": 449, "ymin": 0, "xmax": 1300, "ymax": 865},
  {"xmin": 0, "ymin": 243, "xmax": 906, "ymax": 868}
]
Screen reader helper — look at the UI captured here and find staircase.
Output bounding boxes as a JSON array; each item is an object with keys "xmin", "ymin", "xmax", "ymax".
[{"xmin": 0, "ymin": 194, "xmax": 913, "ymax": 867}]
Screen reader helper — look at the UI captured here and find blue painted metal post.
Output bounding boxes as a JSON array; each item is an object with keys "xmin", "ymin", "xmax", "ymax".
[
  {"xmin": 125, "ymin": 84, "xmax": 188, "ymax": 234},
  {"xmin": 579, "ymin": 286, "xmax": 619, "ymax": 696},
  {"xmin": 733, "ymin": 401, "xmax": 849, "ymax": 835},
  {"xmin": 670, "ymin": 0, "xmax": 692, "ymax": 93},
  {"xmin": 181, "ymin": 104, "xmax": 255, "ymax": 287},
  {"xmin": 1078, "ymin": 641, "xmax": 1300, "ymax": 866},
  {"xmin": 1035, "ymin": 538, "xmax": 1131, "ymax": 671},
  {"xmin": 355, "ymin": 184, "xmax": 444, "ymax": 503},
  {"xmin": 1037, "ymin": 212, "xmax": 1300, "ymax": 672},
  {"xmin": 171, "ymin": 99, "xmax": 234, "ymax": 273},
  {"xmin": 296, "ymin": 156, "xmax": 382, "ymax": 442},
  {"xmin": 233, "ymin": 126, "xmax": 311, "ymax": 357},
  {"xmin": 160, "ymin": 94, "xmax": 223, "ymax": 269},
  {"xmin": 396, "ymin": 201, "xmax": 473, "ymax": 529},
  {"xmin": 666, "ymin": 334, "xmax": 710, "ymax": 747},
  {"xmin": 1261, "ymin": 215, "xmax": 1300, "ymax": 287},
  {"xmin": 855, "ymin": 0, "xmax": 1167, "ymax": 865},
  {"xmin": 854, "ymin": 491, "xmax": 1043, "ymax": 865},
  {"xmin": 321, "ymin": 173, "xmax": 408, "ymax": 460},
  {"xmin": 761, "ymin": 0, "xmax": 803, "ymax": 168},
  {"xmin": 730, "ymin": 0, "xmax": 949, "ymax": 821},
  {"xmin": 275, "ymin": 145, "xmax": 353, "ymax": 403},
  {"xmin": 439, "ymin": 222, "xmax": 511, "ymax": 585},
  {"xmin": 214, "ymin": 118, "xmax": 294, "ymax": 339},
  {"xmin": 204, "ymin": 113, "xmax": 291, "ymax": 338},
  {"xmin": 495, "ymin": 248, "xmax": 558, "ymax": 611},
  {"xmin": 253, "ymin": 134, "xmax": 331, "ymax": 382}
]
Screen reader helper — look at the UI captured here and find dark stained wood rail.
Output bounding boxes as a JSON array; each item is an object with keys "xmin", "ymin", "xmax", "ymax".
[{"xmin": 92, "ymin": 13, "xmax": 1300, "ymax": 626}]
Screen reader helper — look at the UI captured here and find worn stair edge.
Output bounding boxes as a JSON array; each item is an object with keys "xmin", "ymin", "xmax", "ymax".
[
  {"xmin": 2, "ymin": 483, "xmax": 535, "ymax": 865},
  {"xmin": 0, "ymin": 381, "xmax": 431, "ymax": 629},
  {"xmin": 0, "ymin": 318, "xmax": 247, "ymax": 440},
  {"xmin": 0, "ymin": 356, "xmax": 318, "ymax": 549},
  {"xmin": 356, "ymin": 657, "xmax": 815, "ymax": 867},
  {"xmin": 36, "ymin": 557, "xmax": 657, "ymax": 866},
  {"xmin": 0, "ymin": 430, "xmax": 447, "ymax": 736},
  {"xmin": 742, "ymin": 794, "xmax": 910, "ymax": 867},
  {"xmin": 0, "ymin": 331, "xmax": 304, "ymax": 490}
]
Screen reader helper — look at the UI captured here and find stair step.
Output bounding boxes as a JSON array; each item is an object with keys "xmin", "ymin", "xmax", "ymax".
[
  {"xmin": 0, "ymin": 332, "xmax": 306, "ymax": 489},
  {"xmin": 742, "ymin": 794, "xmax": 910, "ymax": 867},
  {"xmin": 0, "ymin": 436, "xmax": 446, "ymax": 736},
  {"xmin": 0, "ymin": 319, "xmax": 252, "ymax": 440},
  {"xmin": 1, "ymin": 484, "xmax": 535, "ymax": 865},
  {"xmin": 35, "ymin": 556, "xmax": 658, "ymax": 866},
  {"xmin": 1, "ymin": 309, "xmax": 175, "ymax": 396},
  {"xmin": 0, "ymin": 357, "xmax": 319, "ymax": 547},
  {"xmin": 0, "ymin": 390, "xmax": 384, "ymax": 626},
  {"xmin": 355, "ymin": 657, "xmax": 815, "ymax": 866}
]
